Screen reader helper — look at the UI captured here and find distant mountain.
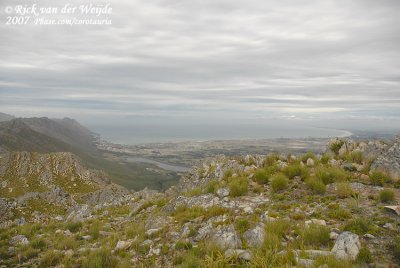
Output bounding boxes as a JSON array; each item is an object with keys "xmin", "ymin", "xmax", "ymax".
[
  {"xmin": 0, "ymin": 117, "xmax": 97, "ymax": 153},
  {"xmin": 0, "ymin": 112, "xmax": 14, "ymax": 122}
]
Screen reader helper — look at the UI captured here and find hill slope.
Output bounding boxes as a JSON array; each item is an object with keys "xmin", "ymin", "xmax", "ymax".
[{"xmin": 0, "ymin": 136, "xmax": 399, "ymax": 267}]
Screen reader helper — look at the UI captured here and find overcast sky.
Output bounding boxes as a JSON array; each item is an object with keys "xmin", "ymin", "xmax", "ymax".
[{"xmin": 1, "ymin": 0, "xmax": 400, "ymax": 132}]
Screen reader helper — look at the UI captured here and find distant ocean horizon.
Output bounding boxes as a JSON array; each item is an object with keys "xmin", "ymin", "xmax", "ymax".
[{"xmin": 88, "ymin": 123, "xmax": 351, "ymax": 145}]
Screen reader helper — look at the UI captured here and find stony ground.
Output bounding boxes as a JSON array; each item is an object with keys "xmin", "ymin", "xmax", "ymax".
[{"xmin": 0, "ymin": 137, "xmax": 399, "ymax": 267}]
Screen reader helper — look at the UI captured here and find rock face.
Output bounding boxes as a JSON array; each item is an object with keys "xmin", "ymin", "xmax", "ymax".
[
  {"xmin": 0, "ymin": 151, "xmax": 130, "ymax": 222},
  {"xmin": 243, "ymin": 225, "xmax": 265, "ymax": 247},
  {"xmin": 331, "ymin": 232, "xmax": 361, "ymax": 260},
  {"xmin": 211, "ymin": 225, "xmax": 242, "ymax": 249},
  {"xmin": 371, "ymin": 137, "xmax": 400, "ymax": 179}
]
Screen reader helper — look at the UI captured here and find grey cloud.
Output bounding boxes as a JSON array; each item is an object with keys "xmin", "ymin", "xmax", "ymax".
[{"xmin": 0, "ymin": 0, "xmax": 400, "ymax": 130}]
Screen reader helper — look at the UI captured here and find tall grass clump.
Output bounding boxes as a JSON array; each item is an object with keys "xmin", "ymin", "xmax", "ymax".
[
  {"xmin": 315, "ymin": 166, "xmax": 348, "ymax": 184},
  {"xmin": 283, "ymin": 163, "xmax": 309, "ymax": 180},
  {"xmin": 370, "ymin": 171, "xmax": 391, "ymax": 186},
  {"xmin": 253, "ymin": 169, "xmax": 271, "ymax": 184},
  {"xmin": 271, "ymin": 174, "xmax": 289, "ymax": 192},
  {"xmin": 330, "ymin": 140, "xmax": 344, "ymax": 155},
  {"xmin": 305, "ymin": 177, "xmax": 326, "ymax": 194},
  {"xmin": 229, "ymin": 177, "xmax": 248, "ymax": 197},
  {"xmin": 379, "ymin": 189, "xmax": 394, "ymax": 203},
  {"xmin": 302, "ymin": 225, "xmax": 330, "ymax": 247}
]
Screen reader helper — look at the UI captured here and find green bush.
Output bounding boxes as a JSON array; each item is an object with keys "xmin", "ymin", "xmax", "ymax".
[
  {"xmin": 31, "ymin": 238, "xmax": 47, "ymax": 249},
  {"xmin": 320, "ymin": 154, "xmax": 331, "ymax": 164},
  {"xmin": 65, "ymin": 221, "xmax": 82, "ymax": 233},
  {"xmin": 330, "ymin": 140, "xmax": 344, "ymax": 155},
  {"xmin": 302, "ymin": 225, "xmax": 330, "ymax": 247},
  {"xmin": 370, "ymin": 171, "xmax": 391, "ymax": 186},
  {"xmin": 335, "ymin": 182, "xmax": 353, "ymax": 198},
  {"xmin": 283, "ymin": 164, "xmax": 309, "ymax": 180},
  {"xmin": 39, "ymin": 250, "xmax": 62, "ymax": 267},
  {"xmin": 305, "ymin": 177, "xmax": 326, "ymax": 194},
  {"xmin": 271, "ymin": 174, "xmax": 289, "ymax": 192},
  {"xmin": 253, "ymin": 169, "xmax": 271, "ymax": 184},
  {"xmin": 265, "ymin": 154, "xmax": 280, "ymax": 167},
  {"xmin": 326, "ymin": 207, "xmax": 351, "ymax": 220},
  {"xmin": 357, "ymin": 247, "xmax": 373, "ymax": 264},
  {"xmin": 344, "ymin": 218, "xmax": 374, "ymax": 235},
  {"xmin": 379, "ymin": 189, "xmax": 394, "ymax": 203},
  {"xmin": 175, "ymin": 241, "xmax": 193, "ymax": 250},
  {"xmin": 229, "ymin": 177, "xmax": 248, "ymax": 197},
  {"xmin": 315, "ymin": 166, "xmax": 348, "ymax": 184},
  {"xmin": 301, "ymin": 152, "xmax": 317, "ymax": 162},
  {"xmin": 235, "ymin": 218, "xmax": 250, "ymax": 234},
  {"xmin": 314, "ymin": 255, "xmax": 352, "ymax": 268},
  {"xmin": 393, "ymin": 237, "xmax": 400, "ymax": 262},
  {"xmin": 82, "ymin": 248, "xmax": 113, "ymax": 268},
  {"xmin": 206, "ymin": 179, "xmax": 219, "ymax": 194},
  {"xmin": 344, "ymin": 151, "xmax": 364, "ymax": 164}
]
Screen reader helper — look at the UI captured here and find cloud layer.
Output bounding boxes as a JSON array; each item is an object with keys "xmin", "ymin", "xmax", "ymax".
[{"xmin": 1, "ymin": 0, "xmax": 400, "ymax": 130}]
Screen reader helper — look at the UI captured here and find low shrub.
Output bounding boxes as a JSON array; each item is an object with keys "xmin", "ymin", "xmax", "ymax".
[
  {"xmin": 357, "ymin": 247, "xmax": 373, "ymax": 264},
  {"xmin": 229, "ymin": 177, "xmax": 248, "ymax": 197},
  {"xmin": 343, "ymin": 151, "xmax": 364, "ymax": 164},
  {"xmin": 302, "ymin": 225, "xmax": 330, "ymax": 247},
  {"xmin": 393, "ymin": 237, "xmax": 400, "ymax": 262},
  {"xmin": 315, "ymin": 166, "xmax": 348, "ymax": 184},
  {"xmin": 39, "ymin": 250, "xmax": 62, "ymax": 267},
  {"xmin": 379, "ymin": 189, "xmax": 394, "ymax": 203},
  {"xmin": 283, "ymin": 164, "xmax": 309, "ymax": 180},
  {"xmin": 305, "ymin": 177, "xmax": 326, "ymax": 194},
  {"xmin": 235, "ymin": 218, "xmax": 250, "ymax": 234},
  {"xmin": 82, "ymin": 248, "xmax": 113, "ymax": 268},
  {"xmin": 175, "ymin": 241, "xmax": 193, "ymax": 250},
  {"xmin": 65, "ymin": 221, "xmax": 82, "ymax": 233},
  {"xmin": 370, "ymin": 171, "xmax": 391, "ymax": 186},
  {"xmin": 335, "ymin": 182, "xmax": 353, "ymax": 198},
  {"xmin": 344, "ymin": 218, "xmax": 374, "ymax": 235},
  {"xmin": 271, "ymin": 174, "xmax": 289, "ymax": 192},
  {"xmin": 265, "ymin": 154, "xmax": 280, "ymax": 167},
  {"xmin": 330, "ymin": 140, "xmax": 344, "ymax": 155},
  {"xmin": 206, "ymin": 179, "xmax": 220, "ymax": 194},
  {"xmin": 253, "ymin": 169, "xmax": 271, "ymax": 184}
]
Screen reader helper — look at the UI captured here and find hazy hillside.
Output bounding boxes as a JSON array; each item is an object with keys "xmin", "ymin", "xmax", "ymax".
[
  {"xmin": 0, "ymin": 116, "xmax": 180, "ymax": 190},
  {"xmin": 0, "ymin": 113, "xmax": 14, "ymax": 122}
]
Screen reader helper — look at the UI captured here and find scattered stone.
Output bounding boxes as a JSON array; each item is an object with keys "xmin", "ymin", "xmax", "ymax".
[
  {"xmin": 54, "ymin": 216, "xmax": 64, "ymax": 221},
  {"xmin": 329, "ymin": 232, "xmax": 339, "ymax": 240},
  {"xmin": 141, "ymin": 240, "xmax": 153, "ymax": 247},
  {"xmin": 363, "ymin": 234, "xmax": 375, "ymax": 239},
  {"xmin": 216, "ymin": 188, "xmax": 230, "ymax": 198},
  {"xmin": 10, "ymin": 235, "xmax": 29, "ymax": 246},
  {"xmin": 243, "ymin": 225, "xmax": 265, "ymax": 247},
  {"xmin": 382, "ymin": 223, "xmax": 394, "ymax": 230},
  {"xmin": 306, "ymin": 158, "xmax": 315, "ymax": 167},
  {"xmin": 243, "ymin": 206, "xmax": 253, "ymax": 214},
  {"xmin": 146, "ymin": 228, "xmax": 161, "ymax": 237},
  {"xmin": 115, "ymin": 240, "xmax": 133, "ymax": 251},
  {"xmin": 384, "ymin": 206, "xmax": 400, "ymax": 216},
  {"xmin": 211, "ymin": 224, "xmax": 242, "ymax": 249},
  {"xmin": 224, "ymin": 249, "xmax": 252, "ymax": 261},
  {"xmin": 305, "ymin": 219, "xmax": 326, "ymax": 226},
  {"xmin": 82, "ymin": 235, "xmax": 91, "ymax": 240},
  {"xmin": 331, "ymin": 232, "xmax": 360, "ymax": 260},
  {"xmin": 298, "ymin": 258, "xmax": 314, "ymax": 267}
]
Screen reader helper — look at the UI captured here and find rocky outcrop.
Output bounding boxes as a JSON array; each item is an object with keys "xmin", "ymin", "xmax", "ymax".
[
  {"xmin": 331, "ymin": 232, "xmax": 361, "ymax": 260},
  {"xmin": 211, "ymin": 224, "xmax": 242, "ymax": 249}
]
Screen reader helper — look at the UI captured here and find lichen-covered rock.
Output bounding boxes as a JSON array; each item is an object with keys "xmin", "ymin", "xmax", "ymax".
[
  {"xmin": 243, "ymin": 224, "xmax": 265, "ymax": 247},
  {"xmin": 211, "ymin": 224, "xmax": 242, "ymax": 249},
  {"xmin": 331, "ymin": 232, "xmax": 360, "ymax": 260},
  {"xmin": 10, "ymin": 235, "xmax": 29, "ymax": 246},
  {"xmin": 225, "ymin": 249, "xmax": 252, "ymax": 261}
]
